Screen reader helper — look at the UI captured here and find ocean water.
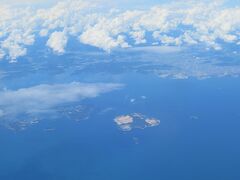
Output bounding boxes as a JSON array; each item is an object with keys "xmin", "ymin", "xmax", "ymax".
[{"xmin": 0, "ymin": 49, "xmax": 240, "ymax": 180}]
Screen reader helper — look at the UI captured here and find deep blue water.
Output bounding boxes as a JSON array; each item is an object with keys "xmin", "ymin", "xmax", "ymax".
[
  {"xmin": 0, "ymin": 73, "xmax": 240, "ymax": 180},
  {"xmin": 1, "ymin": 48, "xmax": 240, "ymax": 180}
]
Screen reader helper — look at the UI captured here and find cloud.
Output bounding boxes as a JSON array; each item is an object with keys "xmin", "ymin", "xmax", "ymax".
[
  {"xmin": 130, "ymin": 30, "xmax": 146, "ymax": 44},
  {"xmin": 0, "ymin": 49, "xmax": 5, "ymax": 59},
  {"xmin": 0, "ymin": 82, "xmax": 123, "ymax": 117},
  {"xmin": 0, "ymin": 0, "xmax": 62, "ymax": 7},
  {"xmin": 79, "ymin": 28, "xmax": 120, "ymax": 52},
  {"xmin": 46, "ymin": 31, "xmax": 68, "ymax": 53},
  {"xmin": 0, "ymin": 0, "xmax": 240, "ymax": 61},
  {"xmin": 123, "ymin": 45, "xmax": 182, "ymax": 53}
]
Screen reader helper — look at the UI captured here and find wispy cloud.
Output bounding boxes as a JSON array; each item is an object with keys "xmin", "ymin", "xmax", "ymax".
[
  {"xmin": 0, "ymin": 82, "xmax": 123, "ymax": 117},
  {"xmin": 123, "ymin": 46, "xmax": 182, "ymax": 54}
]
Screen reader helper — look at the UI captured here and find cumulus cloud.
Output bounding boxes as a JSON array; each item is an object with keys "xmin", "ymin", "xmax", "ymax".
[
  {"xmin": 47, "ymin": 31, "xmax": 68, "ymax": 53},
  {"xmin": 79, "ymin": 28, "xmax": 120, "ymax": 52},
  {"xmin": 130, "ymin": 31, "xmax": 146, "ymax": 44},
  {"xmin": 0, "ymin": 0, "xmax": 240, "ymax": 61}
]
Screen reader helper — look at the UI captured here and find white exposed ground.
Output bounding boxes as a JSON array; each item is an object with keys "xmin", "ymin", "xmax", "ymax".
[
  {"xmin": 114, "ymin": 113, "xmax": 160, "ymax": 131},
  {"xmin": 114, "ymin": 115, "xmax": 134, "ymax": 125}
]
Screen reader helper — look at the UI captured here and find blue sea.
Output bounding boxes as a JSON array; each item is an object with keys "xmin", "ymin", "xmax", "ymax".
[{"xmin": 0, "ymin": 48, "xmax": 240, "ymax": 180}]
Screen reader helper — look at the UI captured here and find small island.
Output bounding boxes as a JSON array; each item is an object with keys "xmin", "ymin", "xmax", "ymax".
[{"xmin": 114, "ymin": 113, "xmax": 160, "ymax": 131}]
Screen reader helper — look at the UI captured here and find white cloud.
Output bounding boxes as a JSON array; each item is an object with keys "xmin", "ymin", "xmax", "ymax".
[
  {"xmin": 79, "ymin": 28, "xmax": 119, "ymax": 52},
  {"xmin": 46, "ymin": 31, "xmax": 68, "ymax": 53},
  {"xmin": 0, "ymin": 49, "xmax": 5, "ymax": 59},
  {"xmin": 0, "ymin": 82, "xmax": 123, "ymax": 117},
  {"xmin": 39, "ymin": 29, "xmax": 49, "ymax": 37},
  {"xmin": 0, "ymin": 5, "xmax": 35, "ymax": 60},
  {"xmin": 130, "ymin": 30, "xmax": 146, "ymax": 44},
  {"xmin": 0, "ymin": 0, "xmax": 64, "ymax": 8},
  {"xmin": 0, "ymin": 0, "xmax": 240, "ymax": 60}
]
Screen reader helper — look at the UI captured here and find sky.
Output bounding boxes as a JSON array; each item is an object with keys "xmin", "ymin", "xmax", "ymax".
[
  {"xmin": 1, "ymin": 0, "xmax": 239, "ymax": 8},
  {"xmin": 0, "ymin": 0, "xmax": 240, "ymax": 61},
  {"xmin": 0, "ymin": 0, "xmax": 172, "ymax": 7}
]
